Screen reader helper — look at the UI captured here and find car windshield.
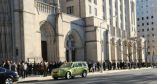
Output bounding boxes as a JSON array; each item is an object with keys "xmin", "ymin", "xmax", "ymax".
[
  {"xmin": 0, "ymin": 68, "xmax": 6, "ymax": 73},
  {"xmin": 60, "ymin": 63, "xmax": 72, "ymax": 68}
]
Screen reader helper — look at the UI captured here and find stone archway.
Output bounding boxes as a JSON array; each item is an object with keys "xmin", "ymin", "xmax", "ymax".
[
  {"xmin": 40, "ymin": 21, "xmax": 56, "ymax": 62},
  {"xmin": 65, "ymin": 30, "xmax": 83, "ymax": 62}
]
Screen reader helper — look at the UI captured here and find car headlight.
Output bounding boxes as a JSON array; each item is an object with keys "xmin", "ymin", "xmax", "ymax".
[
  {"xmin": 52, "ymin": 69, "xmax": 59, "ymax": 73},
  {"xmin": 59, "ymin": 69, "xmax": 64, "ymax": 73},
  {"xmin": 12, "ymin": 72, "xmax": 19, "ymax": 77},
  {"xmin": 53, "ymin": 71, "xmax": 58, "ymax": 73}
]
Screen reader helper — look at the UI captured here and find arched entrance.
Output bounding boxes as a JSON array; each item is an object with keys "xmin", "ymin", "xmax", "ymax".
[
  {"xmin": 65, "ymin": 30, "xmax": 83, "ymax": 62},
  {"xmin": 40, "ymin": 21, "xmax": 56, "ymax": 62},
  {"xmin": 41, "ymin": 41, "xmax": 48, "ymax": 61}
]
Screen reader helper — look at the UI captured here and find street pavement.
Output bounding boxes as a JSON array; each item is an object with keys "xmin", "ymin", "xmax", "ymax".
[{"xmin": 17, "ymin": 68, "xmax": 157, "ymax": 84}]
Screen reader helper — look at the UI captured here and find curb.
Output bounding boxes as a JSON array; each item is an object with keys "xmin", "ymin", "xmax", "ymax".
[
  {"xmin": 18, "ymin": 76, "xmax": 52, "ymax": 83},
  {"xmin": 88, "ymin": 68, "xmax": 150, "ymax": 76}
]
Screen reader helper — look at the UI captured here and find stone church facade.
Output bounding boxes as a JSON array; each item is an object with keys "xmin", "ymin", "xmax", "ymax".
[
  {"xmin": 0, "ymin": 0, "xmax": 88, "ymax": 63},
  {"xmin": 13, "ymin": 0, "xmax": 87, "ymax": 63},
  {"xmin": 0, "ymin": 0, "xmax": 145, "ymax": 64}
]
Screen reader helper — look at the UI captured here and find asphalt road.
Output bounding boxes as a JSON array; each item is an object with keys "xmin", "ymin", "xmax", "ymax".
[{"xmin": 18, "ymin": 68, "xmax": 157, "ymax": 84}]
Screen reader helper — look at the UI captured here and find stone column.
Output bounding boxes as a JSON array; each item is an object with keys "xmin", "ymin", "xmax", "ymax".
[
  {"xmin": 135, "ymin": 42, "xmax": 138, "ymax": 63},
  {"xmin": 131, "ymin": 42, "xmax": 134, "ymax": 62},
  {"xmin": 109, "ymin": 38, "xmax": 112, "ymax": 62},
  {"xmin": 115, "ymin": 40, "xmax": 118, "ymax": 67},
  {"xmin": 126, "ymin": 42, "xmax": 129, "ymax": 63},
  {"xmin": 121, "ymin": 41, "xmax": 124, "ymax": 62}
]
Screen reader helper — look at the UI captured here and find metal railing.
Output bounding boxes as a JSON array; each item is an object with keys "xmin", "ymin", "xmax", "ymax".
[{"xmin": 34, "ymin": 0, "xmax": 57, "ymax": 14}]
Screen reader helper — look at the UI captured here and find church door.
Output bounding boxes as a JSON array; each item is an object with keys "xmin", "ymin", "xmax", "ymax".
[{"xmin": 41, "ymin": 41, "xmax": 48, "ymax": 61}]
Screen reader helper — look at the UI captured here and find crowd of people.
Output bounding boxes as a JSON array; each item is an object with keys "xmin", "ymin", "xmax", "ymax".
[
  {"xmin": 0, "ymin": 60, "xmax": 63, "ymax": 78},
  {"xmin": 0, "ymin": 60, "xmax": 155, "ymax": 78},
  {"xmin": 87, "ymin": 61, "xmax": 153, "ymax": 72}
]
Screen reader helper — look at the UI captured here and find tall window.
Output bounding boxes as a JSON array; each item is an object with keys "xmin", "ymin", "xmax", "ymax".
[
  {"xmin": 95, "ymin": 8, "xmax": 97, "ymax": 16},
  {"xmin": 152, "ymin": 34, "xmax": 155, "ymax": 37},
  {"xmin": 137, "ymin": 24, "xmax": 140, "ymax": 27},
  {"xmin": 67, "ymin": 6, "xmax": 74, "ymax": 14},
  {"xmin": 94, "ymin": 0, "xmax": 97, "ymax": 5},
  {"xmin": 151, "ymin": 16, "xmax": 154, "ymax": 19},
  {"xmin": 152, "ymin": 28, "xmax": 154, "ymax": 31},
  {"xmin": 152, "ymin": 22, "xmax": 154, "ymax": 25},
  {"xmin": 89, "ymin": 5, "xmax": 92, "ymax": 14}
]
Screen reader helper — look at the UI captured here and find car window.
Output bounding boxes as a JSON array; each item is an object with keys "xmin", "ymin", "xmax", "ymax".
[
  {"xmin": 82, "ymin": 63, "xmax": 88, "ymax": 67},
  {"xmin": 0, "ymin": 68, "xmax": 6, "ymax": 73},
  {"xmin": 78, "ymin": 63, "xmax": 82, "ymax": 67},
  {"xmin": 60, "ymin": 63, "xmax": 72, "ymax": 68},
  {"xmin": 73, "ymin": 63, "xmax": 79, "ymax": 67}
]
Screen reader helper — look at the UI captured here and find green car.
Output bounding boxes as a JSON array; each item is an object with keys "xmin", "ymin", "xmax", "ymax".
[{"xmin": 51, "ymin": 61, "xmax": 89, "ymax": 80}]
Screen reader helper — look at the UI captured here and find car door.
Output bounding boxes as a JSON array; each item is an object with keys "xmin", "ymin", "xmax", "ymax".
[
  {"xmin": 77, "ymin": 63, "xmax": 84, "ymax": 74},
  {"xmin": 71, "ymin": 63, "xmax": 79, "ymax": 75},
  {"xmin": 0, "ymin": 68, "xmax": 6, "ymax": 82}
]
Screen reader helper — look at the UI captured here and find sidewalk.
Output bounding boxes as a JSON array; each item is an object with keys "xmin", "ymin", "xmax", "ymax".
[{"xmin": 17, "ymin": 67, "xmax": 151, "ymax": 83}]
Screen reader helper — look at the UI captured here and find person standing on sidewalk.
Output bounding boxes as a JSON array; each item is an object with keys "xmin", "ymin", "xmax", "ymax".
[
  {"xmin": 43, "ymin": 61, "xmax": 48, "ymax": 77},
  {"xmin": 22, "ymin": 62, "xmax": 28, "ymax": 78},
  {"xmin": 3, "ymin": 60, "xmax": 11, "ymax": 70},
  {"xmin": 17, "ymin": 62, "xmax": 22, "ymax": 77},
  {"xmin": 11, "ymin": 62, "xmax": 17, "ymax": 72}
]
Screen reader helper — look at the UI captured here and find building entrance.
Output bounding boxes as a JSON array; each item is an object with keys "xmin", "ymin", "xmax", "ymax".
[
  {"xmin": 66, "ymin": 49, "xmax": 76, "ymax": 62},
  {"xmin": 41, "ymin": 41, "xmax": 48, "ymax": 61}
]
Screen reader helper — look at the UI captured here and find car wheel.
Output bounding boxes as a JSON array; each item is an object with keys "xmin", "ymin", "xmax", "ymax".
[
  {"xmin": 82, "ymin": 71, "xmax": 87, "ymax": 78},
  {"xmin": 71, "ymin": 76, "xmax": 75, "ymax": 79},
  {"xmin": 53, "ymin": 77, "xmax": 58, "ymax": 80},
  {"xmin": 65, "ymin": 72, "xmax": 71, "ymax": 79},
  {"xmin": 5, "ymin": 78, "xmax": 13, "ymax": 84}
]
